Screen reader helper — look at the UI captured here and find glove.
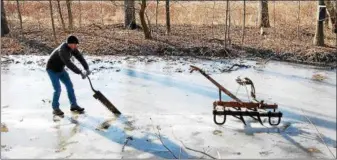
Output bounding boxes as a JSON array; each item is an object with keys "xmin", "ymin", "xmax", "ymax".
[
  {"xmin": 80, "ymin": 71, "xmax": 87, "ymax": 79},
  {"xmin": 85, "ymin": 69, "xmax": 91, "ymax": 76}
]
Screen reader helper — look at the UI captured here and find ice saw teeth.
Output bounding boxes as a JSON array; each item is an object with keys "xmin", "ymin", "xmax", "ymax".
[
  {"xmin": 189, "ymin": 65, "xmax": 282, "ymax": 126},
  {"xmin": 87, "ymin": 76, "xmax": 121, "ymax": 115}
]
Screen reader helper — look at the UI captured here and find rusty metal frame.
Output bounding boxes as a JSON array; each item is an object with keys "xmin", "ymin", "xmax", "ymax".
[{"xmin": 190, "ymin": 65, "xmax": 282, "ymax": 126}]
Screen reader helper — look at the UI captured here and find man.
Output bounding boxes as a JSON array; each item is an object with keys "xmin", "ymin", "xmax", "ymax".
[{"xmin": 46, "ymin": 35, "xmax": 91, "ymax": 116}]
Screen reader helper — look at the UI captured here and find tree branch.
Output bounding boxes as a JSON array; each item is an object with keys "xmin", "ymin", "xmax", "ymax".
[
  {"xmin": 171, "ymin": 129, "xmax": 217, "ymax": 159},
  {"xmin": 122, "ymin": 136, "xmax": 133, "ymax": 152},
  {"xmin": 301, "ymin": 109, "xmax": 336, "ymax": 159},
  {"xmin": 150, "ymin": 118, "xmax": 178, "ymax": 159}
]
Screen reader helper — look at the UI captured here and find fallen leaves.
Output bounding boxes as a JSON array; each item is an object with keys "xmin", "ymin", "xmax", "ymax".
[
  {"xmin": 1, "ymin": 123, "xmax": 8, "ymax": 132},
  {"xmin": 212, "ymin": 130, "xmax": 222, "ymax": 136},
  {"xmin": 259, "ymin": 150, "xmax": 272, "ymax": 156},
  {"xmin": 307, "ymin": 147, "xmax": 321, "ymax": 153},
  {"xmin": 42, "ymin": 99, "xmax": 51, "ymax": 104},
  {"xmin": 124, "ymin": 126, "xmax": 135, "ymax": 132},
  {"xmin": 96, "ymin": 118, "xmax": 116, "ymax": 130},
  {"xmin": 312, "ymin": 73, "xmax": 328, "ymax": 81}
]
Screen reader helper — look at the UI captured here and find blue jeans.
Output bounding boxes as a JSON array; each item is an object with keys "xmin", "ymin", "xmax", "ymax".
[{"xmin": 47, "ymin": 69, "xmax": 77, "ymax": 110}]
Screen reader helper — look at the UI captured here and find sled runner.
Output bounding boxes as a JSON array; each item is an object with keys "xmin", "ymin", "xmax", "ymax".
[{"xmin": 189, "ymin": 65, "xmax": 282, "ymax": 126}]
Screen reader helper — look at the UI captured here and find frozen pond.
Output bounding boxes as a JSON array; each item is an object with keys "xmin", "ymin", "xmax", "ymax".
[{"xmin": 1, "ymin": 55, "xmax": 336, "ymax": 158}]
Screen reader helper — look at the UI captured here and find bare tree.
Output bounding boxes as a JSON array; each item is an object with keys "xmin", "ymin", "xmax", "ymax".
[
  {"xmin": 37, "ymin": 2, "xmax": 42, "ymax": 30},
  {"xmin": 124, "ymin": 0, "xmax": 136, "ymax": 29},
  {"xmin": 66, "ymin": 0, "xmax": 74, "ymax": 32},
  {"xmin": 325, "ymin": 0, "xmax": 336, "ymax": 32},
  {"xmin": 79, "ymin": 0, "xmax": 82, "ymax": 28},
  {"xmin": 16, "ymin": 0, "xmax": 23, "ymax": 32},
  {"xmin": 335, "ymin": 0, "xmax": 337, "ymax": 31},
  {"xmin": 156, "ymin": 0, "xmax": 159, "ymax": 28},
  {"xmin": 335, "ymin": 0, "xmax": 337, "ymax": 47},
  {"xmin": 56, "ymin": 0, "xmax": 66, "ymax": 32},
  {"xmin": 166, "ymin": 0, "xmax": 170, "ymax": 35},
  {"xmin": 211, "ymin": 1, "xmax": 215, "ymax": 37},
  {"xmin": 1, "ymin": 0, "xmax": 10, "ymax": 36},
  {"xmin": 224, "ymin": 0, "xmax": 229, "ymax": 47},
  {"xmin": 297, "ymin": 1, "xmax": 301, "ymax": 39},
  {"xmin": 273, "ymin": 1, "xmax": 276, "ymax": 29},
  {"xmin": 258, "ymin": 0, "xmax": 270, "ymax": 28},
  {"xmin": 228, "ymin": 1, "xmax": 231, "ymax": 45},
  {"xmin": 242, "ymin": 0, "xmax": 246, "ymax": 45},
  {"xmin": 100, "ymin": 0, "xmax": 104, "ymax": 25},
  {"xmin": 313, "ymin": 0, "xmax": 325, "ymax": 46},
  {"xmin": 145, "ymin": 11, "xmax": 152, "ymax": 33},
  {"xmin": 139, "ymin": 0, "xmax": 151, "ymax": 39},
  {"xmin": 49, "ymin": 0, "xmax": 57, "ymax": 44},
  {"xmin": 325, "ymin": 15, "xmax": 330, "ymax": 27}
]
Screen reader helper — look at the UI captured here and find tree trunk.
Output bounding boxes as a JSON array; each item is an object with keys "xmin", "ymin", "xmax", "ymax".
[
  {"xmin": 297, "ymin": 1, "xmax": 300, "ymax": 39},
  {"xmin": 242, "ymin": 0, "xmax": 246, "ymax": 45},
  {"xmin": 335, "ymin": 0, "xmax": 337, "ymax": 47},
  {"xmin": 16, "ymin": 0, "xmax": 23, "ymax": 32},
  {"xmin": 100, "ymin": 0, "xmax": 104, "ymax": 25},
  {"xmin": 325, "ymin": 0, "xmax": 336, "ymax": 32},
  {"xmin": 124, "ymin": 0, "xmax": 136, "ymax": 29},
  {"xmin": 49, "ymin": 0, "xmax": 57, "ymax": 44},
  {"xmin": 313, "ymin": 0, "xmax": 325, "ymax": 46},
  {"xmin": 258, "ymin": 0, "xmax": 270, "ymax": 28},
  {"xmin": 139, "ymin": 0, "xmax": 151, "ymax": 39},
  {"xmin": 56, "ymin": 0, "xmax": 66, "ymax": 32},
  {"xmin": 166, "ymin": 0, "xmax": 170, "ymax": 35},
  {"xmin": 1, "ymin": 0, "xmax": 9, "ymax": 32},
  {"xmin": 37, "ymin": 9, "xmax": 41, "ymax": 30},
  {"xmin": 211, "ymin": 1, "xmax": 215, "ymax": 37},
  {"xmin": 66, "ymin": 0, "xmax": 73, "ymax": 32},
  {"xmin": 1, "ymin": 0, "xmax": 10, "ymax": 36},
  {"xmin": 224, "ymin": 0, "xmax": 229, "ymax": 47},
  {"xmin": 273, "ymin": 1, "xmax": 276, "ymax": 27},
  {"xmin": 156, "ymin": 0, "xmax": 159, "ymax": 28},
  {"xmin": 228, "ymin": 1, "xmax": 231, "ymax": 45},
  {"xmin": 273, "ymin": 1, "xmax": 276, "ymax": 32},
  {"xmin": 79, "ymin": 0, "xmax": 81, "ymax": 28},
  {"xmin": 145, "ymin": 11, "xmax": 152, "ymax": 34},
  {"xmin": 325, "ymin": 16, "xmax": 330, "ymax": 27}
]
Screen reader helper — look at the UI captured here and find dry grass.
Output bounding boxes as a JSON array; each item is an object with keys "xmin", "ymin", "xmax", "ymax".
[
  {"xmin": 1, "ymin": 37, "xmax": 24, "ymax": 54},
  {"xmin": 3, "ymin": 1, "xmax": 328, "ymax": 27}
]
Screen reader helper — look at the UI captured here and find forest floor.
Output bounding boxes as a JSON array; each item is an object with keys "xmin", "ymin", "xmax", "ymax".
[{"xmin": 1, "ymin": 24, "xmax": 336, "ymax": 68}]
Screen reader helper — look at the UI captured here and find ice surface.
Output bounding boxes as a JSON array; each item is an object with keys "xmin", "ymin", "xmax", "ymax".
[{"xmin": 1, "ymin": 55, "xmax": 336, "ymax": 158}]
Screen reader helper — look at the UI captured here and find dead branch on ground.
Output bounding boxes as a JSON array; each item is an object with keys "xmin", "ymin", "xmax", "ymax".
[
  {"xmin": 122, "ymin": 136, "xmax": 133, "ymax": 152},
  {"xmin": 150, "ymin": 118, "xmax": 178, "ymax": 159},
  {"xmin": 171, "ymin": 129, "xmax": 217, "ymax": 159},
  {"xmin": 222, "ymin": 64, "xmax": 251, "ymax": 73},
  {"xmin": 301, "ymin": 109, "xmax": 336, "ymax": 159}
]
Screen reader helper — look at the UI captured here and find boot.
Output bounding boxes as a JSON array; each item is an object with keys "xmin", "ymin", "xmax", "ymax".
[
  {"xmin": 70, "ymin": 105, "xmax": 85, "ymax": 112},
  {"xmin": 53, "ymin": 108, "xmax": 64, "ymax": 116}
]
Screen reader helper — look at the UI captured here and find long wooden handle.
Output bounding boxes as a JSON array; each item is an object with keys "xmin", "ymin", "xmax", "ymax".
[{"xmin": 190, "ymin": 65, "xmax": 243, "ymax": 103}]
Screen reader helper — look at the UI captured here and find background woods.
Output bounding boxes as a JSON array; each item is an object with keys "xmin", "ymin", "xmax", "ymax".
[{"xmin": 1, "ymin": 1, "xmax": 336, "ymax": 65}]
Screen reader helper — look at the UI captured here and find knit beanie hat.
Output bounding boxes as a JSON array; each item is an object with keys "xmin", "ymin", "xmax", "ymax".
[{"xmin": 67, "ymin": 35, "xmax": 79, "ymax": 44}]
